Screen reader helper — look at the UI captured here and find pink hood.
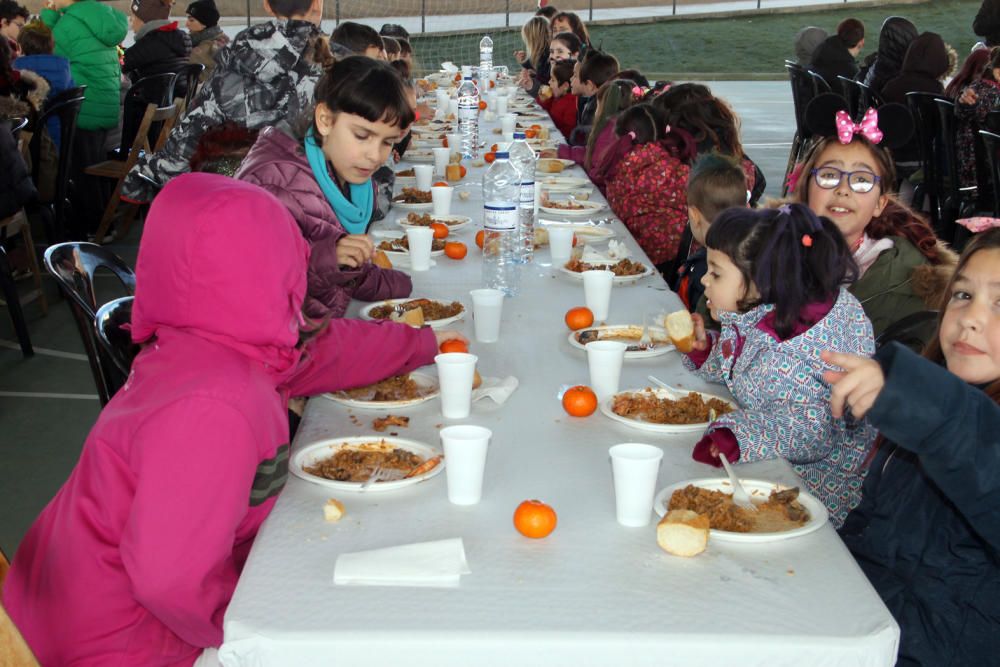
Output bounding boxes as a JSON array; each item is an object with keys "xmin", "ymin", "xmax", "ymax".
[{"xmin": 131, "ymin": 173, "xmax": 309, "ymax": 373}]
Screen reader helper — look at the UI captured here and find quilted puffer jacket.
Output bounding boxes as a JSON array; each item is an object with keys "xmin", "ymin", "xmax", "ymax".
[
  {"xmin": 235, "ymin": 126, "xmax": 413, "ymax": 319},
  {"xmin": 123, "ymin": 20, "xmax": 192, "ymax": 97},
  {"xmin": 863, "ymin": 16, "xmax": 918, "ymax": 96}
]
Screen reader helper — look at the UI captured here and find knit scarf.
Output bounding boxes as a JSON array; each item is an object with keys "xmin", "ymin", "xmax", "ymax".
[
  {"xmin": 190, "ymin": 25, "xmax": 224, "ymax": 48},
  {"xmin": 304, "ymin": 128, "xmax": 373, "ymax": 234}
]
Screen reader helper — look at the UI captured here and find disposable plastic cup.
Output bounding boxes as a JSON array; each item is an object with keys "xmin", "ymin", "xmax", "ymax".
[
  {"xmin": 500, "ymin": 114, "xmax": 516, "ymax": 135},
  {"xmin": 435, "ymin": 89, "xmax": 450, "ymax": 110},
  {"xmin": 609, "ymin": 443, "xmax": 664, "ymax": 527},
  {"xmin": 440, "ymin": 424, "xmax": 492, "ymax": 505},
  {"xmin": 406, "ymin": 227, "xmax": 434, "ymax": 271},
  {"xmin": 496, "ymin": 95, "xmax": 508, "ymax": 116},
  {"xmin": 447, "ymin": 133, "xmax": 462, "ymax": 157},
  {"xmin": 432, "ymin": 147, "xmax": 450, "ymax": 177},
  {"xmin": 461, "ymin": 65, "xmax": 473, "ymax": 78},
  {"xmin": 469, "ymin": 288, "xmax": 504, "ymax": 342},
  {"xmin": 448, "ymin": 99, "xmax": 459, "ymax": 118},
  {"xmin": 548, "ymin": 226, "xmax": 574, "ymax": 265},
  {"xmin": 413, "ymin": 164, "xmax": 433, "ymax": 191},
  {"xmin": 435, "ymin": 352, "xmax": 478, "ymax": 419},
  {"xmin": 505, "ymin": 86, "xmax": 518, "ymax": 99},
  {"xmin": 502, "ymin": 131, "xmax": 514, "ymax": 144},
  {"xmin": 582, "ymin": 269, "xmax": 614, "ymax": 321},
  {"xmin": 431, "ymin": 185, "xmax": 454, "ymax": 216},
  {"xmin": 485, "ymin": 92, "xmax": 497, "ymax": 110},
  {"xmin": 586, "ymin": 340, "xmax": 627, "ymax": 403}
]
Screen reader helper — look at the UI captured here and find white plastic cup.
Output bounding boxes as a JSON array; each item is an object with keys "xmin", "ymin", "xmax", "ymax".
[
  {"xmin": 586, "ymin": 340, "xmax": 627, "ymax": 403},
  {"xmin": 505, "ymin": 86, "xmax": 518, "ymax": 99},
  {"xmin": 461, "ymin": 65, "xmax": 473, "ymax": 78},
  {"xmin": 441, "ymin": 424, "xmax": 492, "ymax": 505},
  {"xmin": 413, "ymin": 164, "xmax": 433, "ymax": 191},
  {"xmin": 496, "ymin": 95, "xmax": 508, "ymax": 116},
  {"xmin": 469, "ymin": 288, "xmax": 504, "ymax": 342},
  {"xmin": 582, "ymin": 269, "xmax": 614, "ymax": 321},
  {"xmin": 485, "ymin": 91, "xmax": 497, "ymax": 109},
  {"xmin": 548, "ymin": 225, "xmax": 574, "ymax": 265},
  {"xmin": 432, "ymin": 147, "xmax": 450, "ymax": 177},
  {"xmin": 502, "ymin": 131, "xmax": 514, "ymax": 144},
  {"xmin": 431, "ymin": 185, "xmax": 454, "ymax": 216},
  {"xmin": 435, "ymin": 89, "xmax": 450, "ymax": 110},
  {"xmin": 406, "ymin": 226, "xmax": 434, "ymax": 271},
  {"xmin": 609, "ymin": 443, "xmax": 664, "ymax": 527},
  {"xmin": 500, "ymin": 114, "xmax": 516, "ymax": 135},
  {"xmin": 435, "ymin": 352, "xmax": 478, "ymax": 419},
  {"xmin": 447, "ymin": 133, "xmax": 462, "ymax": 157},
  {"xmin": 448, "ymin": 99, "xmax": 459, "ymax": 118}
]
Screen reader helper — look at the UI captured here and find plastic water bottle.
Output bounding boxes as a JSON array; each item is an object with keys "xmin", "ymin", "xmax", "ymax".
[
  {"xmin": 482, "ymin": 151, "xmax": 521, "ymax": 296},
  {"xmin": 479, "ymin": 34, "xmax": 494, "ymax": 78},
  {"xmin": 457, "ymin": 76, "xmax": 480, "ymax": 159},
  {"xmin": 507, "ymin": 131, "xmax": 537, "ymax": 263}
]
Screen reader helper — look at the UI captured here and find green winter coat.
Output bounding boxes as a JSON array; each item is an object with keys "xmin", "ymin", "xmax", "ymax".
[
  {"xmin": 849, "ymin": 235, "xmax": 930, "ymax": 342},
  {"xmin": 41, "ymin": 0, "xmax": 127, "ymax": 131}
]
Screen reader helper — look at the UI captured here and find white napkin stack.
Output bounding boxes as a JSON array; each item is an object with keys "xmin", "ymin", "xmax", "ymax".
[
  {"xmin": 581, "ymin": 240, "xmax": 629, "ymax": 264},
  {"xmin": 471, "ymin": 376, "xmax": 519, "ymax": 405},
  {"xmin": 440, "ymin": 62, "xmax": 459, "ymax": 73},
  {"xmin": 334, "ymin": 538, "xmax": 471, "ymax": 588}
]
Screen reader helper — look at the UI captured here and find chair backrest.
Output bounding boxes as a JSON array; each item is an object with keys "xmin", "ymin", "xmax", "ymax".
[
  {"xmin": 906, "ymin": 92, "xmax": 947, "ymax": 227},
  {"xmin": 837, "ymin": 76, "xmax": 861, "ymax": 117},
  {"xmin": 119, "ymin": 73, "xmax": 176, "ymax": 157},
  {"xmin": 934, "ymin": 97, "xmax": 978, "ymax": 240},
  {"xmin": 28, "ymin": 91, "xmax": 85, "ymax": 233},
  {"xmin": 807, "ymin": 69, "xmax": 831, "ymax": 94},
  {"xmin": 43, "ymin": 243, "xmax": 137, "ymax": 405},
  {"xmin": 785, "ymin": 62, "xmax": 817, "ymax": 137},
  {"xmin": 9, "ymin": 116, "xmax": 28, "ymax": 136},
  {"xmin": 95, "ymin": 296, "xmax": 139, "ymax": 394},
  {"xmin": 875, "ymin": 310, "xmax": 939, "ymax": 352},
  {"xmin": 979, "ymin": 129, "xmax": 1000, "ymax": 217},
  {"xmin": 172, "ymin": 63, "xmax": 204, "ymax": 114}
]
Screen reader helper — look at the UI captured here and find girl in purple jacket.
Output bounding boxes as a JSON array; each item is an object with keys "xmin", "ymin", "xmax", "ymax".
[{"xmin": 237, "ymin": 56, "xmax": 415, "ymax": 320}]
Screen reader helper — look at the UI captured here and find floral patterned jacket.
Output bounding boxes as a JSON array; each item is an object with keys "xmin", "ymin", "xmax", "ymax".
[
  {"xmin": 956, "ymin": 78, "xmax": 1000, "ymax": 189},
  {"xmin": 682, "ymin": 288, "xmax": 878, "ymax": 526}
]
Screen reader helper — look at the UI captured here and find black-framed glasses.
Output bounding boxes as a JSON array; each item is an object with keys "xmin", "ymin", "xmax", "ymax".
[{"xmin": 811, "ymin": 167, "xmax": 881, "ymax": 193}]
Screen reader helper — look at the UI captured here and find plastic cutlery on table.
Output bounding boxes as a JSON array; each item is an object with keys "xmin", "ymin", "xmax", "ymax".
[
  {"xmin": 646, "ymin": 375, "xmax": 683, "ymax": 400},
  {"xmin": 718, "ymin": 454, "xmax": 758, "ymax": 513}
]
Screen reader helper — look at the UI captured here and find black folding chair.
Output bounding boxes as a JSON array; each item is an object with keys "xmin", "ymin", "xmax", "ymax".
[
  {"xmin": 28, "ymin": 86, "xmax": 86, "ymax": 244},
  {"xmin": 0, "ymin": 245, "xmax": 33, "ymax": 357},
  {"xmin": 171, "ymin": 63, "xmax": 204, "ymax": 114},
  {"xmin": 979, "ymin": 129, "xmax": 1000, "ymax": 217},
  {"xmin": 783, "ymin": 61, "xmax": 823, "ymax": 195},
  {"xmin": 935, "ymin": 98, "xmax": 979, "ymax": 245},
  {"xmin": 94, "ymin": 296, "xmax": 139, "ymax": 394},
  {"xmin": 906, "ymin": 92, "xmax": 948, "ymax": 229},
  {"xmin": 875, "ymin": 310, "xmax": 939, "ymax": 353}
]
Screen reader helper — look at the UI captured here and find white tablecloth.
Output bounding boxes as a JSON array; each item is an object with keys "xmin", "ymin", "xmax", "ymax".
[{"xmin": 219, "ymin": 103, "xmax": 899, "ymax": 667}]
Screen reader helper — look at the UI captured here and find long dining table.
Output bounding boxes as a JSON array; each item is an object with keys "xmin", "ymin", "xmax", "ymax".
[{"xmin": 217, "ymin": 90, "xmax": 900, "ymax": 667}]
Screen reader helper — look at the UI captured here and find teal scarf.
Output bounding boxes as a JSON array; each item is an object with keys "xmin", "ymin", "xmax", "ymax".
[{"xmin": 304, "ymin": 128, "xmax": 374, "ymax": 234}]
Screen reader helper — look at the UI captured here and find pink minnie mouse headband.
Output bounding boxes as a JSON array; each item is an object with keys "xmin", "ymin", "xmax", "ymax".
[{"xmin": 804, "ymin": 93, "xmax": 914, "ymax": 150}]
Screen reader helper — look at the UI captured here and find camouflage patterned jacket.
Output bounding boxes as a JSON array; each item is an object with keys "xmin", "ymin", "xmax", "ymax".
[{"xmin": 122, "ymin": 19, "xmax": 326, "ymax": 203}]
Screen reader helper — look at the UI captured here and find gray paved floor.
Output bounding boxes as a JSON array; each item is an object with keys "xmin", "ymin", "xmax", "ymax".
[{"xmin": 0, "ymin": 80, "xmax": 794, "ymax": 556}]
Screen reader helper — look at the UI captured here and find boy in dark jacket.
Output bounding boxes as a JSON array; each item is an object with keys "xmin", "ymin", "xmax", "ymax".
[
  {"xmin": 124, "ymin": 0, "xmax": 192, "ymax": 94},
  {"xmin": 122, "ymin": 0, "xmax": 328, "ymax": 203},
  {"xmin": 810, "ymin": 17, "xmax": 865, "ymax": 89}
]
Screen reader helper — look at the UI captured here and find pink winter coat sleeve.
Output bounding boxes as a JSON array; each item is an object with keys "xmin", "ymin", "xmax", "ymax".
[
  {"xmin": 287, "ymin": 318, "xmax": 439, "ymax": 397},
  {"xmin": 121, "ymin": 398, "xmax": 261, "ymax": 648}
]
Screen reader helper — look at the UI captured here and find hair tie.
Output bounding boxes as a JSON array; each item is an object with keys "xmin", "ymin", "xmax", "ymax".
[
  {"xmin": 801, "ymin": 234, "xmax": 813, "ymax": 248},
  {"xmin": 628, "ymin": 130, "xmax": 636, "ymax": 140},
  {"xmin": 777, "ymin": 204, "xmax": 793, "ymax": 216},
  {"xmin": 835, "ymin": 108, "xmax": 883, "ymax": 145},
  {"xmin": 413, "ymin": 110, "xmax": 420, "ymax": 122}
]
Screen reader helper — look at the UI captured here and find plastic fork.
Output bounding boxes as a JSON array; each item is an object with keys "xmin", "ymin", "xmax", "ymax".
[
  {"xmin": 718, "ymin": 455, "xmax": 757, "ymax": 513},
  {"xmin": 359, "ymin": 466, "xmax": 402, "ymax": 491},
  {"xmin": 646, "ymin": 375, "xmax": 682, "ymax": 400}
]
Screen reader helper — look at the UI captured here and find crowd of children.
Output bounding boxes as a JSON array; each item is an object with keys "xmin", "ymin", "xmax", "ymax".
[{"xmin": 2, "ymin": 2, "xmax": 1000, "ymax": 665}]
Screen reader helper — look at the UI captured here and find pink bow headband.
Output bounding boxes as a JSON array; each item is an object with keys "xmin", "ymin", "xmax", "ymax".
[{"xmin": 836, "ymin": 108, "xmax": 883, "ymax": 145}]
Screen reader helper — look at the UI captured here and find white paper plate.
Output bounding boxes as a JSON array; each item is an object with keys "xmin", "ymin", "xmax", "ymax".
[
  {"xmin": 538, "ymin": 158, "xmax": 576, "ymax": 170},
  {"xmin": 359, "ymin": 298, "xmax": 465, "ymax": 329},
  {"xmin": 391, "ymin": 199, "xmax": 434, "ymax": 212},
  {"xmin": 599, "ymin": 387, "xmax": 734, "ymax": 433},
  {"xmin": 376, "ymin": 238, "xmax": 447, "ymax": 259},
  {"xmin": 540, "ymin": 200, "xmax": 605, "ymax": 217},
  {"xmin": 568, "ymin": 325, "xmax": 675, "ymax": 359},
  {"xmin": 290, "ymin": 436, "xmax": 444, "ymax": 493},
  {"xmin": 323, "ymin": 372, "xmax": 440, "ymax": 409},
  {"xmin": 560, "ymin": 262, "xmax": 654, "ymax": 285},
  {"xmin": 554, "ymin": 224, "xmax": 616, "ymax": 242},
  {"xmin": 653, "ymin": 478, "xmax": 828, "ymax": 542},
  {"xmin": 538, "ymin": 176, "xmax": 590, "ymax": 191},
  {"xmin": 396, "ymin": 214, "xmax": 472, "ymax": 233}
]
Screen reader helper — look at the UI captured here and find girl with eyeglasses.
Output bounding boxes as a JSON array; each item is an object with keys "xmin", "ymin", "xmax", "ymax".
[{"xmin": 792, "ymin": 94, "xmax": 955, "ymax": 342}]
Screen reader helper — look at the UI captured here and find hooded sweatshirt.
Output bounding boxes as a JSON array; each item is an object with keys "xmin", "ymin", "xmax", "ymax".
[
  {"xmin": 1, "ymin": 174, "xmax": 438, "ymax": 666},
  {"xmin": 122, "ymin": 18, "xmax": 326, "ymax": 203},
  {"xmin": 881, "ymin": 31, "xmax": 948, "ymax": 105},
  {"xmin": 793, "ymin": 26, "xmax": 828, "ymax": 66},
  {"xmin": 863, "ymin": 16, "xmax": 919, "ymax": 96}
]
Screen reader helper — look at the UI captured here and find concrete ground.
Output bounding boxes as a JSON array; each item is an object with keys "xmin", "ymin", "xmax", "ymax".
[{"xmin": 0, "ymin": 80, "xmax": 794, "ymax": 557}]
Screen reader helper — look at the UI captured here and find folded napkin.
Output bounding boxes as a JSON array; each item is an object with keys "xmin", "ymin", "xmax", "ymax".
[
  {"xmin": 334, "ymin": 538, "xmax": 471, "ymax": 588},
  {"xmin": 441, "ymin": 61, "xmax": 458, "ymax": 73},
  {"xmin": 581, "ymin": 239, "xmax": 630, "ymax": 264},
  {"xmin": 472, "ymin": 375, "xmax": 519, "ymax": 405}
]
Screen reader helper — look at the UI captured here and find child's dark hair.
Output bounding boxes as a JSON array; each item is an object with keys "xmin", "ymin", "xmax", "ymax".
[
  {"xmin": 706, "ymin": 203, "xmax": 857, "ymax": 339},
  {"xmin": 536, "ymin": 5, "xmax": 558, "ymax": 19},
  {"xmin": 837, "ymin": 18, "xmax": 865, "ymax": 49},
  {"xmin": 382, "ymin": 36, "xmax": 400, "ymax": 58},
  {"xmin": 263, "ymin": 0, "xmax": 312, "ymax": 19},
  {"xmin": 390, "ymin": 57, "xmax": 411, "ymax": 82},
  {"xmin": 379, "ymin": 23, "xmax": 409, "ymax": 39},
  {"xmin": 397, "ymin": 38, "xmax": 412, "ymax": 57},
  {"xmin": 652, "ymin": 82, "xmax": 712, "ymax": 116},
  {"xmin": 331, "ymin": 21, "xmax": 384, "ymax": 55},
  {"xmin": 579, "ymin": 51, "xmax": 619, "ymax": 89},
  {"xmin": 551, "ymin": 10, "xmax": 591, "ymax": 46},
  {"xmin": 0, "ymin": 0, "xmax": 29, "ymax": 23},
  {"xmin": 17, "ymin": 20, "xmax": 54, "ymax": 56},
  {"xmin": 616, "ymin": 68, "xmax": 649, "ymax": 88},
  {"xmin": 551, "ymin": 31, "xmax": 582, "ymax": 56},
  {"xmin": 687, "ymin": 153, "xmax": 748, "ymax": 222},
  {"xmin": 661, "ymin": 94, "xmax": 743, "ymax": 157},
  {"xmin": 614, "ymin": 103, "xmax": 660, "ymax": 144},
  {"xmin": 310, "ymin": 56, "xmax": 415, "ymax": 136},
  {"xmin": 552, "ymin": 59, "xmax": 575, "ymax": 88}
]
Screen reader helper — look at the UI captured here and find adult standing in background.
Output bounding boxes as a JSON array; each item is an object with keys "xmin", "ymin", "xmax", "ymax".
[
  {"xmin": 793, "ymin": 26, "xmax": 827, "ymax": 67},
  {"xmin": 811, "ymin": 18, "xmax": 864, "ymax": 89},
  {"xmin": 974, "ymin": 0, "xmax": 1000, "ymax": 47},
  {"xmin": 186, "ymin": 0, "xmax": 227, "ymax": 82}
]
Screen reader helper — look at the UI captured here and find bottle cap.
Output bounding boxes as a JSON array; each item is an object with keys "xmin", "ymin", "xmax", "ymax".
[
  {"xmin": 513, "ymin": 132, "xmax": 526, "ymax": 139},
  {"xmin": 495, "ymin": 151, "xmax": 510, "ymax": 159}
]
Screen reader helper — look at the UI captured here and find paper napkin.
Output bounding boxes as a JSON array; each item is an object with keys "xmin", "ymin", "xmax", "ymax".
[
  {"xmin": 334, "ymin": 538, "xmax": 471, "ymax": 588},
  {"xmin": 581, "ymin": 240, "xmax": 630, "ymax": 264},
  {"xmin": 471, "ymin": 376, "xmax": 519, "ymax": 405}
]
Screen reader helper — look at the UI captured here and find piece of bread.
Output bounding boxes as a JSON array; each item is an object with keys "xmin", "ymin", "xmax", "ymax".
[
  {"xmin": 665, "ymin": 310, "xmax": 695, "ymax": 353},
  {"xmin": 473, "ymin": 369, "xmax": 483, "ymax": 389},
  {"xmin": 390, "ymin": 306, "xmax": 424, "ymax": 328},
  {"xmin": 372, "ymin": 250, "xmax": 393, "ymax": 269},
  {"xmin": 657, "ymin": 509, "xmax": 709, "ymax": 557},
  {"xmin": 539, "ymin": 159, "xmax": 565, "ymax": 174},
  {"xmin": 324, "ymin": 498, "xmax": 345, "ymax": 522}
]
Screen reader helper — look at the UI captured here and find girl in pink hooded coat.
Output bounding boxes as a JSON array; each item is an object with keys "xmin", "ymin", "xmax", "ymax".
[{"xmin": 2, "ymin": 173, "xmax": 460, "ymax": 666}]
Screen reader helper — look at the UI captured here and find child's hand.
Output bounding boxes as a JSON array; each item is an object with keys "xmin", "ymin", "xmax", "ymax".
[
  {"xmin": 690, "ymin": 313, "xmax": 710, "ymax": 352},
  {"xmin": 821, "ymin": 350, "xmax": 885, "ymax": 419},
  {"xmin": 434, "ymin": 330, "xmax": 469, "ymax": 347},
  {"xmin": 959, "ymin": 87, "xmax": 978, "ymax": 106},
  {"xmin": 513, "ymin": 49, "xmax": 526, "ymax": 62},
  {"xmin": 335, "ymin": 234, "xmax": 375, "ymax": 268}
]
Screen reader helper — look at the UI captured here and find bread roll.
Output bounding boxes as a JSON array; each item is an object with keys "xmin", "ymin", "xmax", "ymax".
[
  {"xmin": 657, "ymin": 509, "xmax": 709, "ymax": 557},
  {"xmin": 539, "ymin": 159, "xmax": 565, "ymax": 174},
  {"xmin": 473, "ymin": 369, "xmax": 483, "ymax": 389},
  {"xmin": 665, "ymin": 310, "xmax": 695, "ymax": 353},
  {"xmin": 372, "ymin": 250, "xmax": 393, "ymax": 269},
  {"xmin": 391, "ymin": 306, "xmax": 424, "ymax": 328},
  {"xmin": 324, "ymin": 498, "xmax": 345, "ymax": 522}
]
